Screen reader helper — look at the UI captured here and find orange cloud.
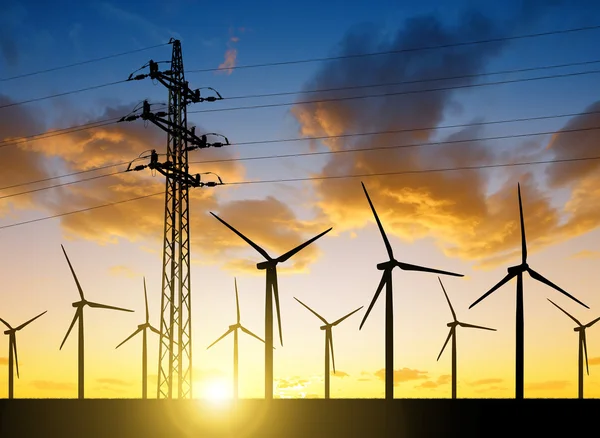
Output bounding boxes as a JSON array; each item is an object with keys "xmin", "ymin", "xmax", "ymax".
[
  {"xmin": 96, "ymin": 377, "xmax": 132, "ymax": 386},
  {"xmin": 30, "ymin": 380, "xmax": 76, "ymax": 391},
  {"xmin": 589, "ymin": 357, "xmax": 600, "ymax": 366},
  {"xmin": 109, "ymin": 265, "xmax": 139, "ymax": 278},
  {"xmin": 217, "ymin": 48, "xmax": 237, "ymax": 74},
  {"xmin": 415, "ymin": 374, "xmax": 451, "ymax": 389},
  {"xmin": 0, "ymin": 357, "xmax": 7, "ymax": 365},
  {"xmin": 469, "ymin": 378, "xmax": 504, "ymax": 386},
  {"xmin": 570, "ymin": 250, "xmax": 600, "ymax": 260},
  {"xmin": 331, "ymin": 370, "xmax": 349, "ymax": 378},
  {"xmin": 374, "ymin": 367, "xmax": 429, "ymax": 385},
  {"xmin": 0, "ymin": 100, "xmax": 328, "ymax": 273},
  {"xmin": 525, "ymin": 380, "xmax": 570, "ymax": 391},
  {"xmin": 290, "ymin": 14, "xmax": 600, "ymax": 270}
]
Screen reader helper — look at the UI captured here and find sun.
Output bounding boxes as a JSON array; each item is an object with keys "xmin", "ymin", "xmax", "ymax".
[{"xmin": 201, "ymin": 379, "xmax": 232, "ymax": 403}]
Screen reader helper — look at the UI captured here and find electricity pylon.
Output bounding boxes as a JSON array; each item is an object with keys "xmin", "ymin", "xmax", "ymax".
[{"xmin": 120, "ymin": 38, "xmax": 227, "ymax": 399}]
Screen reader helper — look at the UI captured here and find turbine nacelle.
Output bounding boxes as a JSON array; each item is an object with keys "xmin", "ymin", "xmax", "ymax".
[
  {"xmin": 447, "ymin": 322, "xmax": 457, "ymax": 328},
  {"xmin": 507, "ymin": 264, "xmax": 528, "ymax": 275},
  {"xmin": 377, "ymin": 260, "xmax": 396, "ymax": 270},
  {"xmin": 72, "ymin": 300, "xmax": 86, "ymax": 308},
  {"xmin": 257, "ymin": 260, "xmax": 276, "ymax": 270},
  {"xmin": 229, "ymin": 323, "xmax": 240, "ymax": 330},
  {"xmin": 574, "ymin": 326, "xmax": 584, "ymax": 332},
  {"xmin": 3, "ymin": 329, "xmax": 12, "ymax": 335},
  {"xmin": 319, "ymin": 324, "xmax": 331, "ymax": 331}
]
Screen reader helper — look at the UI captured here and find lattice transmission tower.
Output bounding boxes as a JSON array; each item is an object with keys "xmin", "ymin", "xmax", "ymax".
[{"xmin": 120, "ymin": 38, "xmax": 227, "ymax": 398}]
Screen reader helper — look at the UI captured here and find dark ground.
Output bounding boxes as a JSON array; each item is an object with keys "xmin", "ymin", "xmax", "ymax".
[{"xmin": 0, "ymin": 398, "xmax": 597, "ymax": 437}]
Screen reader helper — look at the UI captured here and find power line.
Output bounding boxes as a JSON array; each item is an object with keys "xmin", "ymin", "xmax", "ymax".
[
  {"xmin": 3, "ymin": 57, "xmax": 599, "ymax": 110},
  {"xmin": 188, "ymin": 69, "xmax": 600, "ymax": 114},
  {"xmin": 0, "ymin": 80, "xmax": 127, "ymax": 109},
  {"xmin": 0, "ymin": 42, "xmax": 170, "ymax": 82},
  {"xmin": 3, "ymin": 124, "xmax": 599, "ymax": 201},
  {"xmin": 224, "ymin": 59, "xmax": 600, "ymax": 101},
  {"xmin": 2, "ymin": 64, "xmax": 597, "ymax": 149},
  {"xmin": 189, "ymin": 126, "xmax": 600, "ymax": 166},
  {"xmin": 2, "ymin": 153, "xmax": 599, "ymax": 231},
  {"xmin": 2, "ymin": 109, "xmax": 599, "ymax": 192},
  {"xmin": 186, "ymin": 24, "xmax": 600, "ymax": 74}
]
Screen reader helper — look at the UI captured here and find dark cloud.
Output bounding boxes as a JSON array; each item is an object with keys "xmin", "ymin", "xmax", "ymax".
[{"xmin": 291, "ymin": 6, "xmax": 600, "ymax": 269}]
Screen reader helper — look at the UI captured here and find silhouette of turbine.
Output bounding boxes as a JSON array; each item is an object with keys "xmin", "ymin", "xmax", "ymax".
[
  {"xmin": 547, "ymin": 299, "xmax": 600, "ymax": 399},
  {"xmin": 115, "ymin": 277, "xmax": 161, "ymax": 399},
  {"xmin": 358, "ymin": 182, "xmax": 463, "ymax": 401},
  {"xmin": 469, "ymin": 183, "xmax": 588, "ymax": 400},
  {"xmin": 294, "ymin": 297, "xmax": 362, "ymax": 399},
  {"xmin": 436, "ymin": 278, "xmax": 495, "ymax": 399},
  {"xmin": 207, "ymin": 278, "xmax": 266, "ymax": 401},
  {"xmin": 0, "ymin": 311, "xmax": 47, "ymax": 399},
  {"xmin": 60, "ymin": 244, "xmax": 134, "ymax": 399},
  {"xmin": 210, "ymin": 211, "xmax": 331, "ymax": 400}
]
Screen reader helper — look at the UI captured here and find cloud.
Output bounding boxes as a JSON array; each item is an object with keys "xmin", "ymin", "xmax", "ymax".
[
  {"xmin": 331, "ymin": 370, "xmax": 349, "ymax": 378},
  {"xmin": 216, "ymin": 27, "xmax": 242, "ymax": 75},
  {"xmin": 570, "ymin": 250, "xmax": 600, "ymax": 260},
  {"xmin": 290, "ymin": 6, "xmax": 600, "ymax": 270},
  {"xmin": 0, "ymin": 99, "xmax": 328, "ymax": 273},
  {"xmin": 109, "ymin": 265, "xmax": 140, "ymax": 278},
  {"xmin": 525, "ymin": 380, "xmax": 570, "ymax": 391},
  {"xmin": 469, "ymin": 378, "xmax": 504, "ymax": 386},
  {"xmin": 415, "ymin": 374, "xmax": 451, "ymax": 389},
  {"xmin": 589, "ymin": 357, "xmax": 600, "ymax": 366},
  {"xmin": 0, "ymin": 357, "xmax": 7, "ymax": 365},
  {"xmin": 374, "ymin": 368, "xmax": 429, "ymax": 385},
  {"xmin": 96, "ymin": 378, "xmax": 132, "ymax": 387},
  {"xmin": 30, "ymin": 380, "xmax": 76, "ymax": 391}
]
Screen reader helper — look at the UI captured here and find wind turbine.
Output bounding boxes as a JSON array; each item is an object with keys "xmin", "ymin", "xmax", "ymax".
[
  {"xmin": 206, "ymin": 278, "xmax": 266, "ymax": 401},
  {"xmin": 547, "ymin": 299, "xmax": 600, "ymax": 399},
  {"xmin": 436, "ymin": 278, "xmax": 495, "ymax": 399},
  {"xmin": 115, "ymin": 277, "xmax": 161, "ymax": 399},
  {"xmin": 210, "ymin": 211, "xmax": 332, "ymax": 400},
  {"xmin": 60, "ymin": 244, "xmax": 134, "ymax": 399},
  {"xmin": 469, "ymin": 183, "xmax": 588, "ymax": 399},
  {"xmin": 0, "ymin": 311, "xmax": 47, "ymax": 399},
  {"xmin": 358, "ymin": 181, "xmax": 463, "ymax": 401},
  {"xmin": 294, "ymin": 297, "xmax": 362, "ymax": 399}
]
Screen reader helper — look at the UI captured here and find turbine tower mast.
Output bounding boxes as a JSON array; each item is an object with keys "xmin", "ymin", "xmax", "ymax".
[{"xmin": 120, "ymin": 38, "xmax": 226, "ymax": 399}]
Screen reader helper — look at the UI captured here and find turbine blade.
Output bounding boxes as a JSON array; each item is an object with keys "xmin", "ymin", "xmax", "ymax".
[
  {"xmin": 235, "ymin": 278, "xmax": 240, "ymax": 324},
  {"xmin": 87, "ymin": 301, "xmax": 134, "ymax": 312},
  {"xmin": 276, "ymin": 228, "xmax": 332, "ymax": 264},
  {"xmin": 15, "ymin": 310, "xmax": 47, "ymax": 331},
  {"xmin": 528, "ymin": 268, "xmax": 589, "ymax": 309},
  {"xmin": 0, "ymin": 317, "xmax": 12, "ymax": 330},
  {"xmin": 60, "ymin": 309, "xmax": 80, "ymax": 350},
  {"xmin": 585, "ymin": 316, "xmax": 600, "ymax": 328},
  {"xmin": 331, "ymin": 306, "xmax": 363, "ymax": 326},
  {"xmin": 329, "ymin": 331, "xmax": 336, "ymax": 374},
  {"xmin": 583, "ymin": 330, "xmax": 589, "ymax": 376},
  {"xmin": 12, "ymin": 337, "xmax": 19, "ymax": 379},
  {"xmin": 272, "ymin": 270, "xmax": 283, "ymax": 346},
  {"xmin": 359, "ymin": 271, "xmax": 387, "ymax": 330},
  {"xmin": 458, "ymin": 322, "xmax": 496, "ymax": 331},
  {"xmin": 438, "ymin": 277, "xmax": 457, "ymax": 321},
  {"xmin": 240, "ymin": 326, "xmax": 266, "ymax": 344},
  {"xmin": 115, "ymin": 327, "xmax": 142, "ymax": 349},
  {"xmin": 149, "ymin": 326, "xmax": 162, "ymax": 336},
  {"xmin": 210, "ymin": 212, "xmax": 272, "ymax": 261},
  {"xmin": 469, "ymin": 272, "xmax": 516, "ymax": 309},
  {"xmin": 294, "ymin": 297, "xmax": 328, "ymax": 325},
  {"xmin": 518, "ymin": 183, "xmax": 527, "ymax": 264},
  {"xmin": 206, "ymin": 328, "xmax": 234, "ymax": 350},
  {"xmin": 144, "ymin": 277, "xmax": 149, "ymax": 323},
  {"xmin": 61, "ymin": 244, "xmax": 85, "ymax": 300},
  {"xmin": 437, "ymin": 329, "xmax": 453, "ymax": 361},
  {"xmin": 396, "ymin": 261, "xmax": 463, "ymax": 277},
  {"xmin": 361, "ymin": 182, "xmax": 394, "ymax": 261},
  {"xmin": 547, "ymin": 299, "xmax": 582, "ymax": 326}
]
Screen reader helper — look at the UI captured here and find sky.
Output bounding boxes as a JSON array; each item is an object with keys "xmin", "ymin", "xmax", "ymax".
[{"xmin": 1, "ymin": 0, "xmax": 600, "ymax": 400}]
